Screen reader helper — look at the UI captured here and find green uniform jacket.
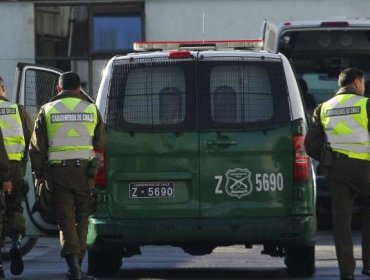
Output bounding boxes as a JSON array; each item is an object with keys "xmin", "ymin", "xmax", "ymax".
[
  {"xmin": 0, "ymin": 128, "xmax": 10, "ymax": 182},
  {"xmin": 29, "ymin": 91, "xmax": 106, "ymax": 178}
]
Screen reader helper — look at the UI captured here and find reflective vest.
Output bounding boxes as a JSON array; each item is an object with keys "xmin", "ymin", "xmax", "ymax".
[
  {"xmin": 320, "ymin": 93, "xmax": 370, "ymax": 160},
  {"xmin": 0, "ymin": 100, "xmax": 25, "ymax": 161},
  {"xmin": 44, "ymin": 97, "xmax": 98, "ymax": 162}
]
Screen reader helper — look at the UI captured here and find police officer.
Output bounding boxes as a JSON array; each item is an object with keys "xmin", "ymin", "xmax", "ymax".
[
  {"xmin": 305, "ymin": 67, "xmax": 370, "ymax": 280},
  {"xmin": 29, "ymin": 72, "xmax": 105, "ymax": 280},
  {"xmin": 0, "ymin": 128, "xmax": 11, "ymax": 278},
  {"xmin": 0, "ymin": 128, "xmax": 11, "ymax": 189},
  {"xmin": 0, "ymin": 76, "xmax": 32, "ymax": 277}
]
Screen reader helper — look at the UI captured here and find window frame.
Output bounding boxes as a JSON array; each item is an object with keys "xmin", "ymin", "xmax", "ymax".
[
  {"xmin": 106, "ymin": 59, "xmax": 197, "ymax": 132},
  {"xmin": 91, "ymin": 3, "xmax": 145, "ymax": 56},
  {"xmin": 34, "ymin": 1, "xmax": 145, "ymax": 94}
]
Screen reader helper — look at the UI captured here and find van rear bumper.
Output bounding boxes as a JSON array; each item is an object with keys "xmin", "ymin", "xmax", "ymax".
[{"xmin": 87, "ymin": 215, "xmax": 316, "ymax": 251}]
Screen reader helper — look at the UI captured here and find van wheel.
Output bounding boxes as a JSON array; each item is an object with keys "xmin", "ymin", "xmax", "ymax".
[
  {"xmin": 88, "ymin": 250, "xmax": 122, "ymax": 277},
  {"xmin": 285, "ymin": 245, "xmax": 315, "ymax": 277}
]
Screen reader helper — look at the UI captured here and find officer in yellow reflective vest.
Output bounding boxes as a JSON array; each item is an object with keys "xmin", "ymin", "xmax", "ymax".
[
  {"xmin": 305, "ymin": 67, "xmax": 370, "ymax": 280},
  {"xmin": 0, "ymin": 128, "xmax": 11, "ymax": 191},
  {"xmin": 0, "ymin": 128, "xmax": 12, "ymax": 279},
  {"xmin": 29, "ymin": 72, "xmax": 105, "ymax": 280},
  {"xmin": 0, "ymin": 76, "xmax": 32, "ymax": 277}
]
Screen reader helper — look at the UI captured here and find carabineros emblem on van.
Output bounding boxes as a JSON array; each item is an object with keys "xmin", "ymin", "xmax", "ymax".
[{"xmin": 225, "ymin": 168, "xmax": 253, "ymax": 199}]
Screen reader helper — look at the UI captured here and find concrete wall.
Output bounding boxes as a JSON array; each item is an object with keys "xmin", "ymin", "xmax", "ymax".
[
  {"xmin": 145, "ymin": 0, "xmax": 370, "ymax": 40},
  {"xmin": 0, "ymin": 3, "xmax": 34, "ymax": 99},
  {"xmin": 1, "ymin": 0, "xmax": 370, "ymax": 98}
]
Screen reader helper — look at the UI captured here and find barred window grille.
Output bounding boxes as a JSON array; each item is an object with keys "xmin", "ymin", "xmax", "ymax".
[
  {"xmin": 122, "ymin": 66, "xmax": 186, "ymax": 125},
  {"xmin": 107, "ymin": 58, "xmax": 195, "ymax": 131},
  {"xmin": 209, "ymin": 64, "xmax": 273, "ymax": 123},
  {"xmin": 24, "ymin": 69, "xmax": 59, "ymax": 121},
  {"xmin": 198, "ymin": 58, "xmax": 290, "ymax": 129},
  {"xmin": 107, "ymin": 56, "xmax": 289, "ymax": 131}
]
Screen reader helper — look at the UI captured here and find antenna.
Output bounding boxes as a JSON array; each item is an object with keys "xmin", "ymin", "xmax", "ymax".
[{"xmin": 202, "ymin": 12, "xmax": 205, "ymax": 43}]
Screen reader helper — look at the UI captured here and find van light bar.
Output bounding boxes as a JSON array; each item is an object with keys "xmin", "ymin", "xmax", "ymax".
[{"xmin": 133, "ymin": 39, "xmax": 263, "ymax": 51}]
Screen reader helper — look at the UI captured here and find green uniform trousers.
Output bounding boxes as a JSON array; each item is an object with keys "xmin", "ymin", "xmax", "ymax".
[
  {"xmin": 0, "ymin": 161, "xmax": 26, "ymax": 244},
  {"xmin": 50, "ymin": 163, "xmax": 90, "ymax": 258},
  {"xmin": 328, "ymin": 156, "xmax": 370, "ymax": 276}
]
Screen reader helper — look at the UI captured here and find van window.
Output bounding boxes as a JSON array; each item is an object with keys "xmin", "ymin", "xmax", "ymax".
[
  {"xmin": 123, "ymin": 66, "xmax": 186, "ymax": 125},
  {"xmin": 301, "ymin": 73, "xmax": 337, "ymax": 104},
  {"xmin": 280, "ymin": 30, "xmax": 370, "ymax": 54},
  {"xmin": 24, "ymin": 69, "xmax": 59, "ymax": 121},
  {"xmin": 107, "ymin": 60, "xmax": 196, "ymax": 131},
  {"xmin": 210, "ymin": 65, "xmax": 273, "ymax": 123},
  {"xmin": 279, "ymin": 29, "xmax": 370, "ymax": 106},
  {"xmin": 106, "ymin": 59, "xmax": 290, "ymax": 132},
  {"xmin": 199, "ymin": 60, "xmax": 290, "ymax": 129}
]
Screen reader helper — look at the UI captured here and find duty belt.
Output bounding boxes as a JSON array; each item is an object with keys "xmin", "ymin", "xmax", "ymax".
[
  {"xmin": 55, "ymin": 159, "xmax": 89, "ymax": 167},
  {"xmin": 332, "ymin": 151, "xmax": 348, "ymax": 159}
]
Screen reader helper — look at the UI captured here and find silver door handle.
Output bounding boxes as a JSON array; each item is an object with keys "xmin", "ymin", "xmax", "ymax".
[{"xmin": 206, "ymin": 140, "xmax": 238, "ymax": 145}]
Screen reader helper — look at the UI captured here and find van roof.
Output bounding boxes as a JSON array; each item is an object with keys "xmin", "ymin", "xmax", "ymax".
[
  {"xmin": 112, "ymin": 49, "xmax": 283, "ymax": 62},
  {"xmin": 278, "ymin": 17, "xmax": 370, "ymax": 30}
]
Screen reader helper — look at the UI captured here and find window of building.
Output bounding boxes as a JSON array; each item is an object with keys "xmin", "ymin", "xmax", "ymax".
[
  {"xmin": 35, "ymin": 2, "xmax": 144, "ymax": 96},
  {"xmin": 93, "ymin": 15, "xmax": 142, "ymax": 52}
]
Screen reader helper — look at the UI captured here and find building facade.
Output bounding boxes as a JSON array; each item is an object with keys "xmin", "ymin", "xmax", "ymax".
[{"xmin": 2, "ymin": 0, "xmax": 370, "ymax": 98}]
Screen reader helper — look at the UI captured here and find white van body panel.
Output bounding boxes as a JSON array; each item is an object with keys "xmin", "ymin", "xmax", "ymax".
[{"xmin": 280, "ymin": 53, "xmax": 306, "ymax": 120}]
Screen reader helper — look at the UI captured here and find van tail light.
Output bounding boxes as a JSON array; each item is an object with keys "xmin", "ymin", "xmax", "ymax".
[
  {"xmin": 320, "ymin": 21, "xmax": 349, "ymax": 28},
  {"xmin": 293, "ymin": 135, "xmax": 310, "ymax": 183},
  {"xmin": 168, "ymin": 50, "xmax": 192, "ymax": 59},
  {"xmin": 94, "ymin": 149, "xmax": 106, "ymax": 186}
]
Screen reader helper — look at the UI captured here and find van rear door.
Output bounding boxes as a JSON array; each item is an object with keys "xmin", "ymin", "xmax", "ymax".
[
  {"xmin": 261, "ymin": 21, "xmax": 278, "ymax": 53},
  {"xmin": 103, "ymin": 56, "xmax": 199, "ymax": 219},
  {"xmin": 198, "ymin": 55, "xmax": 294, "ymax": 218},
  {"xmin": 13, "ymin": 63, "xmax": 61, "ymax": 235}
]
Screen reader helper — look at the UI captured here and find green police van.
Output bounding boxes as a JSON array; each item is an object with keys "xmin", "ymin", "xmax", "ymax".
[
  {"xmin": 13, "ymin": 40, "xmax": 316, "ymax": 277},
  {"xmin": 88, "ymin": 39, "xmax": 316, "ymax": 277}
]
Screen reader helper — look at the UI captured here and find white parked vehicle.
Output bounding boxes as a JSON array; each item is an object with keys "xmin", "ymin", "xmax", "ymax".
[{"xmin": 262, "ymin": 17, "xmax": 370, "ymax": 227}]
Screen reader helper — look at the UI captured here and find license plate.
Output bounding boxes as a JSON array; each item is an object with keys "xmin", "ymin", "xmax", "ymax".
[{"xmin": 129, "ymin": 182, "xmax": 175, "ymax": 198}]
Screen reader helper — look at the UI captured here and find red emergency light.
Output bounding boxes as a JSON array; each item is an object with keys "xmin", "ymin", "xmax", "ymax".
[
  {"xmin": 168, "ymin": 50, "xmax": 192, "ymax": 59},
  {"xmin": 320, "ymin": 21, "xmax": 349, "ymax": 27}
]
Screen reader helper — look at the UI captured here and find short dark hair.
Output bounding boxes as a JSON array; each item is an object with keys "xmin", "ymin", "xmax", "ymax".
[
  {"xmin": 0, "ymin": 76, "xmax": 4, "ymax": 85},
  {"xmin": 338, "ymin": 67, "xmax": 364, "ymax": 87},
  {"xmin": 58, "ymin": 72, "xmax": 81, "ymax": 91}
]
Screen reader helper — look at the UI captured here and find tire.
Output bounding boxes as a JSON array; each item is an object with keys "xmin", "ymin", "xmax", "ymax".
[
  {"xmin": 2, "ymin": 237, "xmax": 38, "ymax": 261},
  {"xmin": 285, "ymin": 244, "xmax": 315, "ymax": 277},
  {"xmin": 88, "ymin": 250, "xmax": 122, "ymax": 277}
]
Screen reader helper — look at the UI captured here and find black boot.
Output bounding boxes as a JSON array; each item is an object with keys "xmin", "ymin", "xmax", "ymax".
[
  {"xmin": 65, "ymin": 254, "xmax": 96, "ymax": 280},
  {"xmin": 78, "ymin": 255, "xmax": 96, "ymax": 280},
  {"xmin": 65, "ymin": 254, "xmax": 82, "ymax": 280},
  {"xmin": 9, "ymin": 234, "xmax": 23, "ymax": 275}
]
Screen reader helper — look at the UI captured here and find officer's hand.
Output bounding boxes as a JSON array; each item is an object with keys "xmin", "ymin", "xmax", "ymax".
[
  {"xmin": 35, "ymin": 178, "xmax": 43, "ymax": 188},
  {"xmin": 2, "ymin": 181, "xmax": 12, "ymax": 194}
]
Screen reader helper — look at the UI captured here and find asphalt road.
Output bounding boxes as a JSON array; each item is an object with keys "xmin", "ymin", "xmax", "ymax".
[{"xmin": 1, "ymin": 231, "xmax": 368, "ymax": 279}]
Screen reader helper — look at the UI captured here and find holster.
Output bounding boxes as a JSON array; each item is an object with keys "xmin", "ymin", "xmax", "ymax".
[
  {"xmin": 43, "ymin": 171, "xmax": 53, "ymax": 193},
  {"xmin": 31, "ymin": 166, "xmax": 54, "ymax": 216},
  {"xmin": 87, "ymin": 157, "xmax": 100, "ymax": 214},
  {"xmin": 321, "ymin": 148, "xmax": 333, "ymax": 169},
  {"xmin": 0, "ymin": 191, "xmax": 6, "ymax": 212}
]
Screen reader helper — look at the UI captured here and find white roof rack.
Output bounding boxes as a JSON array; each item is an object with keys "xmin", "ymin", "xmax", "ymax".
[{"xmin": 133, "ymin": 39, "xmax": 263, "ymax": 51}]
